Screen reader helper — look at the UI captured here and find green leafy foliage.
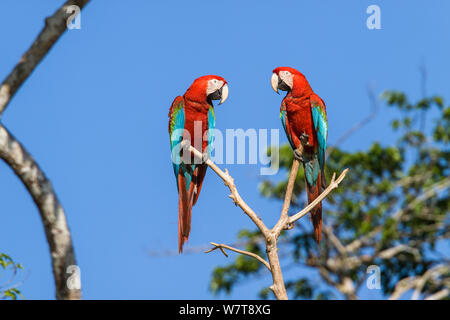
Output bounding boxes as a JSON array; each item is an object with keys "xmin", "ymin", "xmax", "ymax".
[
  {"xmin": 0, "ymin": 253, "xmax": 25, "ymax": 300},
  {"xmin": 209, "ymin": 89, "xmax": 449, "ymax": 299}
]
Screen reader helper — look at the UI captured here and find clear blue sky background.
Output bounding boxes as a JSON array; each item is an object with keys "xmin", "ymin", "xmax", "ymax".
[{"xmin": 0, "ymin": 1, "xmax": 449, "ymax": 299}]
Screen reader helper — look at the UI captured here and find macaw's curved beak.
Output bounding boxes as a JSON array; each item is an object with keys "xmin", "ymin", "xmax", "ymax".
[
  {"xmin": 271, "ymin": 72, "xmax": 291, "ymax": 93},
  {"xmin": 271, "ymin": 73, "xmax": 280, "ymax": 94},
  {"xmin": 208, "ymin": 84, "xmax": 229, "ymax": 105},
  {"xmin": 219, "ymin": 83, "xmax": 229, "ymax": 105}
]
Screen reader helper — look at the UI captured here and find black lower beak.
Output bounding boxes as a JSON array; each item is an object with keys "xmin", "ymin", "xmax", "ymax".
[
  {"xmin": 278, "ymin": 78, "xmax": 290, "ymax": 92},
  {"xmin": 207, "ymin": 87, "xmax": 222, "ymax": 101}
]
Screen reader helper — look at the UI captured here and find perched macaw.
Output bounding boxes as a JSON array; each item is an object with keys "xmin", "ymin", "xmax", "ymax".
[
  {"xmin": 271, "ymin": 67, "xmax": 328, "ymax": 244},
  {"xmin": 168, "ymin": 75, "xmax": 229, "ymax": 253}
]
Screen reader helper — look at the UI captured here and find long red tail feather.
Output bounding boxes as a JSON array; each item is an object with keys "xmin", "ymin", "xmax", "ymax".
[
  {"xmin": 306, "ymin": 171, "xmax": 323, "ymax": 244},
  {"xmin": 177, "ymin": 171, "xmax": 195, "ymax": 253},
  {"xmin": 177, "ymin": 166, "xmax": 207, "ymax": 253}
]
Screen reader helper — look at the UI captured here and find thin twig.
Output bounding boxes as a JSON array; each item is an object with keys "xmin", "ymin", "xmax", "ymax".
[
  {"xmin": 289, "ymin": 169, "xmax": 349, "ymax": 224},
  {"xmin": 205, "ymin": 242, "xmax": 271, "ymax": 271}
]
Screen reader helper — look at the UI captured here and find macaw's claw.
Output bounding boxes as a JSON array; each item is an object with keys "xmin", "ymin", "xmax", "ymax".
[
  {"xmin": 299, "ymin": 133, "xmax": 311, "ymax": 147},
  {"xmin": 293, "ymin": 149, "xmax": 304, "ymax": 162}
]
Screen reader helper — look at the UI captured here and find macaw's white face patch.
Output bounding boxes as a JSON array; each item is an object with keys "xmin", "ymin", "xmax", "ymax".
[
  {"xmin": 206, "ymin": 79, "xmax": 225, "ymax": 96},
  {"xmin": 278, "ymin": 70, "xmax": 293, "ymax": 89},
  {"xmin": 207, "ymin": 79, "xmax": 228, "ymax": 105},
  {"xmin": 271, "ymin": 70, "xmax": 293, "ymax": 93}
]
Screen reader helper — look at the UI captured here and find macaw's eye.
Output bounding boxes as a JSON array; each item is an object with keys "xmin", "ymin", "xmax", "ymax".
[{"xmin": 213, "ymin": 79, "xmax": 218, "ymax": 84}]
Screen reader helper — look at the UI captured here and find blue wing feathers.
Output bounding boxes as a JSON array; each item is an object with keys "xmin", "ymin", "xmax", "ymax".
[
  {"xmin": 207, "ymin": 107, "xmax": 215, "ymax": 158},
  {"xmin": 170, "ymin": 101, "xmax": 216, "ymax": 192},
  {"xmin": 169, "ymin": 100, "xmax": 187, "ymax": 191},
  {"xmin": 311, "ymin": 103, "xmax": 327, "ymax": 173}
]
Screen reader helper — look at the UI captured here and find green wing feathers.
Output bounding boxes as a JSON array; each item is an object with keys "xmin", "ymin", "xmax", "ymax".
[{"xmin": 169, "ymin": 97, "xmax": 188, "ymax": 191}]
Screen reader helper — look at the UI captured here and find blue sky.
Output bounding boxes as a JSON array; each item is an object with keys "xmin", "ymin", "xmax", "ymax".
[{"xmin": 0, "ymin": 1, "xmax": 449, "ymax": 299}]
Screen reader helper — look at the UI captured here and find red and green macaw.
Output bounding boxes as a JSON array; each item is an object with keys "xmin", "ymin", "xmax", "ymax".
[
  {"xmin": 168, "ymin": 75, "xmax": 229, "ymax": 253},
  {"xmin": 271, "ymin": 67, "xmax": 328, "ymax": 243}
]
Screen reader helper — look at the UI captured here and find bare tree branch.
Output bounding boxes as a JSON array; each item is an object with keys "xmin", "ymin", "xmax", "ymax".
[
  {"xmin": 0, "ymin": 124, "xmax": 79, "ymax": 299},
  {"xmin": 411, "ymin": 265, "xmax": 449, "ymax": 300},
  {"xmin": 378, "ymin": 244, "xmax": 421, "ymax": 261},
  {"xmin": 0, "ymin": 0, "xmax": 91, "ymax": 299},
  {"xmin": 388, "ymin": 277, "xmax": 416, "ymax": 300},
  {"xmin": 323, "ymin": 226, "xmax": 347, "ymax": 256},
  {"xmin": 389, "ymin": 264, "xmax": 450, "ymax": 300},
  {"xmin": 425, "ymin": 289, "xmax": 449, "ymax": 300},
  {"xmin": 273, "ymin": 158, "xmax": 300, "ymax": 232},
  {"xmin": 185, "ymin": 142, "xmax": 349, "ymax": 300},
  {"xmin": 0, "ymin": 0, "xmax": 90, "ymax": 117},
  {"xmin": 183, "ymin": 141, "xmax": 270, "ymax": 238},
  {"xmin": 288, "ymin": 170, "xmax": 348, "ymax": 224},
  {"xmin": 205, "ymin": 242, "xmax": 271, "ymax": 271}
]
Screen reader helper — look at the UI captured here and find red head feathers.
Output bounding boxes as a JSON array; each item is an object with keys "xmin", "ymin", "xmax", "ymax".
[
  {"xmin": 271, "ymin": 66, "xmax": 313, "ymax": 97},
  {"xmin": 184, "ymin": 75, "xmax": 229, "ymax": 104}
]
